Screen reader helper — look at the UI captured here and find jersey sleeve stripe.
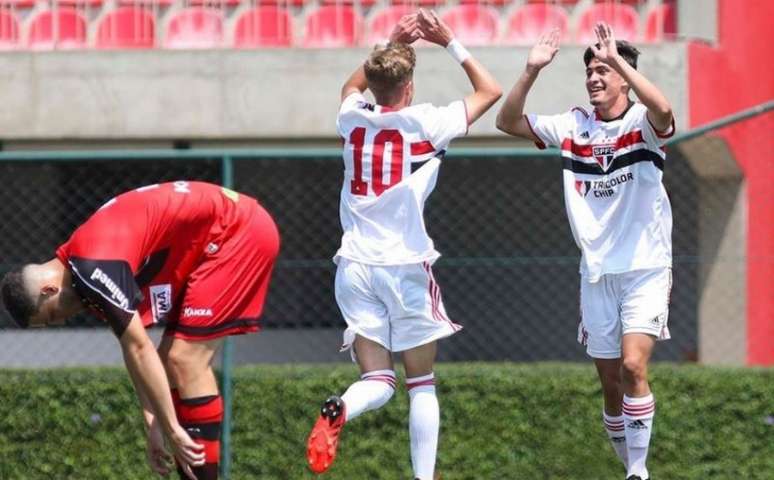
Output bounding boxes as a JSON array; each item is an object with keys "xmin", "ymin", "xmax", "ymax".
[
  {"xmin": 524, "ymin": 114, "xmax": 547, "ymax": 149},
  {"xmin": 410, "ymin": 141, "xmax": 436, "ymax": 156}
]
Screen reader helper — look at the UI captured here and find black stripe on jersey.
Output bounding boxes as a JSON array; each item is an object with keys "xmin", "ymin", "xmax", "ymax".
[
  {"xmin": 562, "ymin": 148, "xmax": 664, "ymax": 175},
  {"xmin": 165, "ymin": 317, "xmax": 260, "ymax": 336}
]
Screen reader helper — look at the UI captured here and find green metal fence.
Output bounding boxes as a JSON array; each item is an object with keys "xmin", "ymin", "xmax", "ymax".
[{"xmin": 0, "ymin": 101, "xmax": 771, "ymax": 479}]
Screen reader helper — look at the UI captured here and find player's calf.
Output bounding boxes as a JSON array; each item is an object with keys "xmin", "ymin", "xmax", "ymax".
[{"xmin": 407, "ymin": 373, "xmax": 439, "ymax": 480}]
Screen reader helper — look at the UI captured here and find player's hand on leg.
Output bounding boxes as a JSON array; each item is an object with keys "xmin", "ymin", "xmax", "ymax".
[
  {"xmin": 389, "ymin": 13, "xmax": 421, "ymax": 45},
  {"xmin": 146, "ymin": 418, "xmax": 174, "ymax": 476},
  {"xmin": 417, "ymin": 9, "xmax": 454, "ymax": 47},
  {"xmin": 168, "ymin": 425, "xmax": 205, "ymax": 480},
  {"xmin": 526, "ymin": 28, "xmax": 560, "ymax": 72}
]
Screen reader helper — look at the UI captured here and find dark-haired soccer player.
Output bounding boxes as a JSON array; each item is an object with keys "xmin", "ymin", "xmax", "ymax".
[
  {"xmin": 1, "ymin": 181, "xmax": 279, "ymax": 480},
  {"xmin": 496, "ymin": 23, "xmax": 674, "ymax": 480}
]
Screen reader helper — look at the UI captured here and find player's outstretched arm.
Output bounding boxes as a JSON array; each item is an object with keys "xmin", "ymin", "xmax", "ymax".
[
  {"xmin": 417, "ymin": 9, "xmax": 502, "ymax": 125},
  {"xmin": 590, "ymin": 22, "xmax": 673, "ymax": 131},
  {"xmin": 496, "ymin": 29, "xmax": 560, "ymax": 140},
  {"xmin": 119, "ymin": 314, "xmax": 205, "ymax": 480}
]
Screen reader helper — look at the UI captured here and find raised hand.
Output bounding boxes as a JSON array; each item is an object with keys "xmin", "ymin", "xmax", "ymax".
[
  {"xmin": 526, "ymin": 28, "xmax": 560, "ymax": 71},
  {"xmin": 389, "ymin": 13, "xmax": 421, "ymax": 45},
  {"xmin": 416, "ymin": 9, "xmax": 454, "ymax": 47},
  {"xmin": 589, "ymin": 22, "xmax": 619, "ymax": 64}
]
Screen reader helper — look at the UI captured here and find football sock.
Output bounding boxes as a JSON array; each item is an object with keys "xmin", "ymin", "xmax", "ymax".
[
  {"xmin": 623, "ymin": 393, "xmax": 655, "ymax": 479},
  {"xmin": 341, "ymin": 369, "xmax": 396, "ymax": 422},
  {"xmin": 174, "ymin": 392, "xmax": 223, "ymax": 480},
  {"xmin": 407, "ymin": 373, "xmax": 439, "ymax": 480},
  {"xmin": 603, "ymin": 410, "xmax": 628, "ymax": 468}
]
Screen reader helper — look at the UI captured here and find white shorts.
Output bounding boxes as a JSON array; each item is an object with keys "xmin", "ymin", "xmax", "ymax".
[
  {"xmin": 577, "ymin": 267, "xmax": 671, "ymax": 359},
  {"xmin": 335, "ymin": 258, "xmax": 462, "ymax": 355}
]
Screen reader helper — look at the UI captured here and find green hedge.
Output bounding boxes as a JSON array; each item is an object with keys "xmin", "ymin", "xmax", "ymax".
[{"xmin": 1, "ymin": 363, "xmax": 771, "ymax": 479}]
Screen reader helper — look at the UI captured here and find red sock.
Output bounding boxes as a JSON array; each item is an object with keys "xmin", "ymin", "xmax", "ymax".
[{"xmin": 173, "ymin": 393, "xmax": 223, "ymax": 480}]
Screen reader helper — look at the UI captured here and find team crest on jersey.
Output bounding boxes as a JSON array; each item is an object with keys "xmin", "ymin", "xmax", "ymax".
[
  {"xmin": 592, "ymin": 144, "xmax": 616, "ymax": 171},
  {"xmin": 575, "ymin": 180, "xmax": 592, "ymax": 197},
  {"xmin": 150, "ymin": 284, "xmax": 172, "ymax": 323}
]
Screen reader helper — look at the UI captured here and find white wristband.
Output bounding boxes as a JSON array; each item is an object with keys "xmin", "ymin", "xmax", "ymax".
[{"xmin": 446, "ymin": 39, "xmax": 471, "ymax": 64}]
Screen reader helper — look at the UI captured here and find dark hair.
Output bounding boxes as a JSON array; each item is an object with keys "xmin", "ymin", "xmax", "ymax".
[
  {"xmin": 583, "ymin": 40, "xmax": 640, "ymax": 69},
  {"xmin": 1, "ymin": 268, "xmax": 35, "ymax": 328}
]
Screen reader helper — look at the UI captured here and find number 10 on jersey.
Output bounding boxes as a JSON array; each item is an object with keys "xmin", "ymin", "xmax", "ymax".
[{"xmin": 349, "ymin": 127, "xmax": 405, "ymax": 197}]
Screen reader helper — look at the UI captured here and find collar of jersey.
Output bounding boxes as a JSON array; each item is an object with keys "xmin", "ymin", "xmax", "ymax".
[{"xmin": 594, "ymin": 100, "xmax": 635, "ymax": 123}]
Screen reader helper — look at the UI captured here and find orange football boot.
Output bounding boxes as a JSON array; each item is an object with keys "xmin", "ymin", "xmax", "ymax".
[{"xmin": 307, "ymin": 396, "xmax": 347, "ymax": 474}]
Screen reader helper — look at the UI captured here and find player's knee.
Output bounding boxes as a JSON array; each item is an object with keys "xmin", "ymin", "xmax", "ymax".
[
  {"xmin": 165, "ymin": 348, "xmax": 201, "ymax": 384},
  {"xmin": 361, "ymin": 370, "xmax": 397, "ymax": 409},
  {"xmin": 621, "ymin": 355, "xmax": 648, "ymax": 384}
]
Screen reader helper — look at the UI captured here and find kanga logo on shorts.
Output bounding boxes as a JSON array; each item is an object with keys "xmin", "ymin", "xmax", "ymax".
[{"xmin": 592, "ymin": 144, "xmax": 616, "ymax": 171}]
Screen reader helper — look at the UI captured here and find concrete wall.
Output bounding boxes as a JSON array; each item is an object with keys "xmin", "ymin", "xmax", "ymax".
[{"xmin": 0, "ymin": 44, "xmax": 687, "ymax": 144}]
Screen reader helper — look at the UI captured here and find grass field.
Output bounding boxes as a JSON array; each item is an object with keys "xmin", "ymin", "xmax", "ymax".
[{"xmin": 1, "ymin": 363, "xmax": 772, "ymax": 479}]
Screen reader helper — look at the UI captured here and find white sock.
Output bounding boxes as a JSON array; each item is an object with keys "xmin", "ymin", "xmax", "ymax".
[
  {"xmin": 623, "ymin": 393, "xmax": 655, "ymax": 479},
  {"xmin": 407, "ymin": 373, "xmax": 439, "ymax": 480},
  {"xmin": 341, "ymin": 369, "xmax": 396, "ymax": 422},
  {"xmin": 603, "ymin": 411, "xmax": 628, "ymax": 469}
]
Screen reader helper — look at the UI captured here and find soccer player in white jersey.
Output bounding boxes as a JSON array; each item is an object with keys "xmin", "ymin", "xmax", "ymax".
[
  {"xmin": 496, "ymin": 23, "xmax": 674, "ymax": 480},
  {"xmin": 305, "ymin": 10, "xmax": 501, "ymax": 479}
]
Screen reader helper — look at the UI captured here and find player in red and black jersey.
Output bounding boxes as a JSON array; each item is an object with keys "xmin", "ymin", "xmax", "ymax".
[{"xmin": 1, "ymin": 181, "xmax": 280, "ymax": 479}]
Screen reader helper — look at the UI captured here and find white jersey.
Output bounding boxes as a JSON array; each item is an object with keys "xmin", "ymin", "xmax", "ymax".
[
  {"xmin": 334, "ymin": 92, "xmax": 468, "ymax": 265},
  {"xmin": 527, "ymin": 102, "xmax": 675, "ymax": 282}
]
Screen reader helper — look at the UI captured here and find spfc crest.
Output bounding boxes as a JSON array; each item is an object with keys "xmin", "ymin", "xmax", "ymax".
[{"xmin": 592, "ymin": 144, "xmax": 616, "ymax": 171}]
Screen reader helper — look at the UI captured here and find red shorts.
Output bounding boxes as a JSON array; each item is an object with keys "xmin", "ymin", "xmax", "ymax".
[{"xmin": 162, "ymin": 200, "xmax": 280, "ymax": 341}]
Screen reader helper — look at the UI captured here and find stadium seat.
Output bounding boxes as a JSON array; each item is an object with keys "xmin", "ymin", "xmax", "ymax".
[
  {"xmin": 96, "ymin": 7, "xmax": 155, "ymax": 49},
  {"xmin": 459, "ymin": 0, "xmax": 512, "ymax": 7},
  {"xmin": 441, "ymin": 5, "xmax": 498, "ymax": 47},
  {"xmin": 164, "ymin": 8, "xmax": 223, "ymax": 49},
  {"xmin": 594, "ymin": 0, "xmax": 643, "ymax": 5},
  {"xmin": 27, "ymin": 8, "xmax": 88, "ymax": 50},
  {"xmin": 322, "ymin": 0, "xmax": 378, "ymax": 8},
  {"xmin": 576, "ymin": 3, "xmax": 639, "ymax": 44},
  {"xmin": 118, "ymin": 0, "xmax": 174, "ymax": 5},
  {"xmin": 527, "ymin": 0, "xmax": 578, "ymax": 5},
  {"xmin": 0, "ymin": 9, "xmax": 19, "ymax": 50},
  {"xmin": 304, "ymin": 6, "xmax": 362, "ymax": 48},
  {"xmin": 389, "ymin": 0, "xmax": 445, "ymax": 7},
  {"xmin": 186, "ymin": 0, "xmax": 241, "ymax": 7},
  {"xmin": 234, "ymin": 6, "xmax": 293, "ymax": 48},
  {"xmin": 0, "ymin": 0, "xmax": 35, "ymax": 7},
  {"xmin": 365, "ymin": 5, "xmax": 414, "ymax": 46},
  {"xmin": 644, "ymin": 2, "xmax": 677, "ymax": 42},
  {"xmin": 55, "ymin": 0, "xmax": 104, "ymax": 6},
  {"xmin": 254, "ymin": 0, "xmax": 307, "ymax": 7},
  {"xmin": 504, "ymin": 4, "xmax": 569, "ymax": 45}
]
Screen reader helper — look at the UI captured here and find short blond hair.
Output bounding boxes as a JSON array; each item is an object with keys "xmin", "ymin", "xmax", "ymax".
[{"xmin": 364, "ymin": 42, "xmax": 416, "ymax": 98}]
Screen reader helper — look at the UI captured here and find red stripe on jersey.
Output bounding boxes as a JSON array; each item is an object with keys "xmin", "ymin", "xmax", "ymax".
[
  {"xmin": 411, "ymin": 141, "xmax": 436, "ymax": 156},
  {"xmin": 561, "ymin": 130, "xmax": 645, "ymax": 157}
]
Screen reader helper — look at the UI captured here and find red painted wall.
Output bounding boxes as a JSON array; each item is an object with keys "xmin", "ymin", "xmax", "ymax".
[{"xmin": 688, "ymin": 0, "xmax": 774, "ymax": 365}]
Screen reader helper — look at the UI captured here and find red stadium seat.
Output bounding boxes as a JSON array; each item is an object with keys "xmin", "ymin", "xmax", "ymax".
[
  {"xmin": 27, "ymin": 8, "xmax": 88, "ymax": 50},
  {"xmin": 322, "ymin": 0, "xmax": 377, "ymax": 8},
  {"xmin": 96, "ymin": 7, "xmax": 155, "ymax": 49},
  {"xmin": 0, "ymin": 9, "xmax": 19, "ymax": 50},
  {"xmin": 389, "ymin": 0, "xmax": 444, "ymax": 6},
  {"xmin": 594, "ymin": 0, "xmax": 642, "ymax": 5},
  {"xmin": 234, "ymin": 6, "xmax": 293, "ymax": 48},
  {"xmin": 576, "ymin": 3, "xmax": 639, "ymax": 44},
  {"xmin": 254, "ymin": 0, "xmax": 307, "ymax": 7},
  {"xmin": 55, "ymin": 0, "xmax": 104, "ymax": 6},
  {"xmin": 441, "ymin": 5, "xmax": 498, "ymax": 47},
  {"xmin": 164, "ymin": 8, "xmax": 223, "ymax": 49},
  {"xmin": 0, "ymin": 0, "xmax": 35, "ymax": 7},
  {"xmin": 186, "ymin": 0, "xmax": 241, "ymax": 7},
  {"xmin": 119, "ymin": 0, "xmax": 174, "ymax": 5},
  {"xmin": 304, "ymin": 6, "xmax": 362, "ymax": 48},
  {"xmin": 459, "ymin": 0, "xmax": 512, "ymax": 7},
  {"xmin": 527, "ymin": 0, "xmax": 578, "ymax": 5},
  {"xmin": 644, "ymin": 3, "xmax": 677, "ymax": 43},
  {"xmin": 504, "ymin": 4, "xmax": 569, "ymax": 45},
  {"xmin": 365, "ymin": 5, "xmax": 414, "ymax": 47}
]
